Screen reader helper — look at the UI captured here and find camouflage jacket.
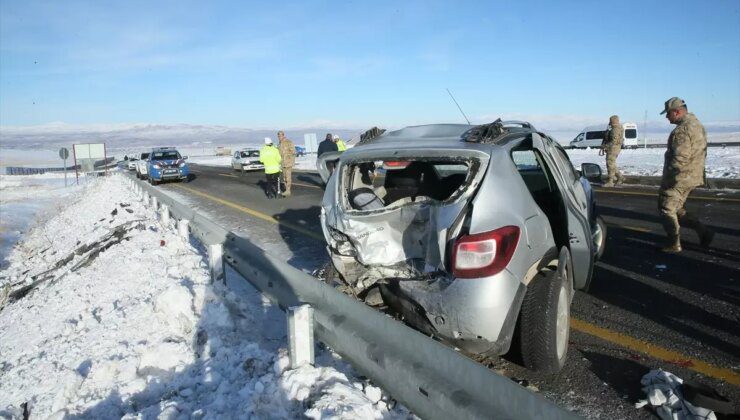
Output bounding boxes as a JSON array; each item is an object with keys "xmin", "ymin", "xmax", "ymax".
[
  {"xmin": 661, "ymin": 113, "xmax": 707, "ymax": 189},
  {"xmin": 278, "ymin": 138, "xmax": 296, "ymax": 167},
  {"xmin": 602, "ymin": 123, "xmax": 623, "ymax": 152}
]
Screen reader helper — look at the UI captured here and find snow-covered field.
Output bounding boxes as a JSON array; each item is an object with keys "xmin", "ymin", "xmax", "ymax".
[
  {"xmin": 0, "ymin": 175, "xmax": 412, "ymax": 419},
  {"xmin": 187, "ymin": 146, "xmax": 740, "ymax": 179},
  {"xmin": 567, "ymin": 147, "xmax": 740, "ymax": 179}
]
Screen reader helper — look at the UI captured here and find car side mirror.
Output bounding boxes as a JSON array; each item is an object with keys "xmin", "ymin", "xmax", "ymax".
[{"xmin": 581, "ymin": 163, "xmax": 602, "ymax": 182}]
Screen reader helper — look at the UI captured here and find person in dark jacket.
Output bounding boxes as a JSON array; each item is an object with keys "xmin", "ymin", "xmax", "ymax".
[{"xmin": 317, "ymin": 133, "xmax": 339, "ymax": 175}]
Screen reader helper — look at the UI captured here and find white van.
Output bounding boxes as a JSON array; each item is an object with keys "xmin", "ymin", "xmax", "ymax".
[{"xmin": 570, "ymin": 123, "xmax": 639, "ymax": 148}]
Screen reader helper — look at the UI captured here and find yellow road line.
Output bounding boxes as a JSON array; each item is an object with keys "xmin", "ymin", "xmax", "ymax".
[
  {"xmin": 571, "ymin": 318, "xmax": 740, "ymax": 386},
  {"xmin": 172, "ymin": 184, "xmax": 324, "ymax": 241},
  {"xmin": 218, "ymin": 173, "xmax": 238, "ymax": 178},
  {"xmin": 595, "ymin": 188, "xmax": 740, "ymax": 203}
]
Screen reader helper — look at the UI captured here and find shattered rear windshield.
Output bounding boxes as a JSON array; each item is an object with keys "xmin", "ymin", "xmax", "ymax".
[{"xmin": 343, "ymin": 159, "xmax": 472, "ymax": 210}]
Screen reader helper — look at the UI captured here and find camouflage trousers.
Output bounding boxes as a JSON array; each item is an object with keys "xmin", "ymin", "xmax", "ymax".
[
  {"xmin": 658, "ymin": 185, "xmax": 701, "ymax": 239},
  {"xmin": 281, "ymin": 166, "xmax": 293, "ymax": 194},
  {"xmin": 605, "ymin": 150, "xmax": 624, "ymax": 184}
]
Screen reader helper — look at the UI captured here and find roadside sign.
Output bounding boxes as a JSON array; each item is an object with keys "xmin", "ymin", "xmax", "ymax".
[{"xmin": 59, "ymin": 147, "xmax": 69, "ymax": 186}]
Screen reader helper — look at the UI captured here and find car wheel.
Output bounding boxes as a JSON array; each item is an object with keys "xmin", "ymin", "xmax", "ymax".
[
  {"xmin": 517, "ymin": 259, "xmax": 571, "ymax": 374},
  {"xmin": 593, "ymin": 216, "xmax": 607, "ymax": 260}
]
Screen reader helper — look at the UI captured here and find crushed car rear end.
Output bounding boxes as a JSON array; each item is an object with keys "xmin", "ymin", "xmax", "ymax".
[{"xmin": 320, "ymin": 125, "xmax": 557, "ymax": 356}]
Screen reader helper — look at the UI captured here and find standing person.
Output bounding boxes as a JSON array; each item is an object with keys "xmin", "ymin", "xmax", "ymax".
[
  {"xmin": 333, "ymin": 135, "xmax": 347, "ymax": 151},
  {"xmin": 259, "ymin": 137, "xmax": 282, "ymax": 199},
  {"xmin": 277, "ymin": 130, "xmax": 296, "ymax": 197},
  {"xmin": 317, "ymin": 133, "xmax": 339, "ymax": 175},
  {"xmin": 658, "ymin": 97, "xmax": 713, "ymax": 253},
  {"xmin": 600, "ymin": 115, "xmax": 625, "ymax": 187}
]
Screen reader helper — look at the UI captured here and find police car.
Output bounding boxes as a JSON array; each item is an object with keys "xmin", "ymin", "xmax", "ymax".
[{"xmin": 147, "ymin": 147, "xmax": 190, "ymax": 185}]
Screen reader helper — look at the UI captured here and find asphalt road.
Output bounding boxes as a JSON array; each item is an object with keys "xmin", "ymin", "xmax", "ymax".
[{"xmin": 152, "ymin": 163, "xmax": 739, "ymax": 419}]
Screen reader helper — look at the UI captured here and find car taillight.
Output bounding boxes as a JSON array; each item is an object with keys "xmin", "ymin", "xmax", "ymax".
[
  {"xmin": 451, "ymin": 226, "xmax": 520, "ymax": 279},
  {"xmin": 384, "ymin": 161, "xmax": 410, "ymax": 169}
]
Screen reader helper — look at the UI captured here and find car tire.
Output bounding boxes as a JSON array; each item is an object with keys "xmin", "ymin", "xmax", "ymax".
[
  {"xmin": 517, "ymin": 259, "xmax": 571, "ymax": 374},
  {"xmin": 594, "ymin": 216, "xmax": 607, "ymax": 260}
]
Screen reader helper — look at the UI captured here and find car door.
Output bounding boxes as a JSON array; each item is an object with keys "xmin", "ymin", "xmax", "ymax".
[{"xmin": 531, "ymin": 133, "xmax": 594, "ymax": 290}]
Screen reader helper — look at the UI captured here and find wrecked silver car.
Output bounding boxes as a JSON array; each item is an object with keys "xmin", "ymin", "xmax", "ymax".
[{"xmin": 319, "ymin": 120, "xmax": 605, "ymax": 373}]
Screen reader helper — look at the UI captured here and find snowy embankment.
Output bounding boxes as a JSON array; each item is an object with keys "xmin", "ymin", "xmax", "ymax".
[
  {"xmin": 0, "ymin": 175, "xmax": 411, "ymax": 419},
  {"xmin": 187, "ymin": 146, "xmax": 740, "ymax": 179},
  {"xmin": 566, "ymin": 147, "xmax": 740, "ymax": 179}
]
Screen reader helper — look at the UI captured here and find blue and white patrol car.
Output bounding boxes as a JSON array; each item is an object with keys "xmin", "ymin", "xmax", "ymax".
[{"xmin": 147, "ymin": 147, "xmax": 190, "ymax": 185}]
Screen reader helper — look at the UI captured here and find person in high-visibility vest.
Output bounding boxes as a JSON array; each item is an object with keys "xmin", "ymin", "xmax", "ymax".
[
  {"xmin": 259, "ymin": 137, "xmax": 282, "ymax": 199},
  {"xmin": 333, "ymin": 135, "xmax": 347, "ymax": 151}
]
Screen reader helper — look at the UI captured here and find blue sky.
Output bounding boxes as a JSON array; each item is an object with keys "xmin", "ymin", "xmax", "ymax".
[{"xmin": 1, "ymin": 0, "xmax": 739, "ymax": 128}]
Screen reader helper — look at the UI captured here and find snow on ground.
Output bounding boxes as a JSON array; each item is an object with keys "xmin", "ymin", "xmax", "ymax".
[
  {"xmin": 566, "ymin": 147, "xmax": 740, "ymax": 178},
  {"xmin": 0, "ymin": 173, "xmax": 83, "ymax": 269},
  {"xmin": 188, "ymin": 146, "xmax": 740, "ymax": 179},
  {"xmin": 0, "ymin": 175, "xmax": 413, "ymax": 419}
]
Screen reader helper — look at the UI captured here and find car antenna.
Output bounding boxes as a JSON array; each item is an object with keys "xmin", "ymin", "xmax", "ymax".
[{"xmin": 446, "ymin": 88, "xmax": 472, "ymax": 126}]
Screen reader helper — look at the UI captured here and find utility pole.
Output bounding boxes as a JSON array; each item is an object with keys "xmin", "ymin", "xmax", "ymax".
[{"xmin": 643, "ymin": 110, "xmax": 648, "ymax": 149}]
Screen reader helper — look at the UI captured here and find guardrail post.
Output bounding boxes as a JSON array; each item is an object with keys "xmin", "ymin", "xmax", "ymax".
[
  {"xmin": 178, "ymin": 219, "xmax": 190, "ymax": 240},
  {"xmin": 143, "ymin": 191, "xmax": 150, "ymax": 204},
  {"xmin": 287, "ymin": 304, "xmax": 315, "ymax": 369},
  {"xmin": 208, "ymin": 243, "xmax": 224, "ymax": 282},
  {"xmin": 151, "ymin": 196, "xmax": 158, "ymax": 210},
  {"xmin": 160, "ymin": 204, "xmax": 170, "ymax": 225}
]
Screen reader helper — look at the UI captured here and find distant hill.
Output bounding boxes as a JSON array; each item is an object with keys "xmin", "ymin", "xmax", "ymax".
[{"xmin": 0, "ymin": 123, "xmax": 361, "ymax": 150}]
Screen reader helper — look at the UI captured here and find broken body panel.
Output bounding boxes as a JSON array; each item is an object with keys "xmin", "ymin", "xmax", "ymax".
[{"xmin": 320, "ymin": 135, "xmax": 560, "ymax": 354}]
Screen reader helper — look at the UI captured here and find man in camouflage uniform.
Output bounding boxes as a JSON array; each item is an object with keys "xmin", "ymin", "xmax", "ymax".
[
  {"xmin": 601, "ymin": 115, "xmax": 625, "ymax": 187},
  {"xmin": 277, "ymin": 130, "xmax": 296, "ymax": 197},
  {"xmin": 658, "ymin": 97, "xmax": 714, "ymax": 253}
]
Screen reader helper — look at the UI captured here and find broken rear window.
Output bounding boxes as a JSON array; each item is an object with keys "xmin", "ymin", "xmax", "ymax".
[{"xmin": 343, "ymin": 159, "xmax": 473, "ymax": 211}]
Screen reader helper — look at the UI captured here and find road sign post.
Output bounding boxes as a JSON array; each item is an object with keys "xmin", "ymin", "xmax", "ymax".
[{"xmin": 59, "ymin": 147, "xmax": 70, "ymax": 187}]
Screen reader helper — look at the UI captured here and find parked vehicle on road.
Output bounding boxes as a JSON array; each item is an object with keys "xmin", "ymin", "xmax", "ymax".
[
  {"xmin": 147, "ymin": 147, "xmax": 189, "ymax": 185},
  {"xmin": 569, "ymin": 123, "xmax": 639, "ymax": 148},
  {"xmin": 126, "ymin": 157, "xmax": 138, "ymax": 170},
  {"xmin": 296, "ymin": 145, "xmax": 307, "ymax": 157},
  {"xmin": 319, "ymin": 120, "xmax": 605, "ymax": 373},
  {"xmin": 135, "ymin": 152, "xmax": 150, "ymax": 179},
  {"xmin": 231, "ymin": 149, "xmax": 263, "ymax": 172}
]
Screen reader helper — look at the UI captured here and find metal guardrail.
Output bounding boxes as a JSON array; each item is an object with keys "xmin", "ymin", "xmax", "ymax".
[{"xmin": 121, "ymin": 171, "xmax": 580, "ymax": 420}]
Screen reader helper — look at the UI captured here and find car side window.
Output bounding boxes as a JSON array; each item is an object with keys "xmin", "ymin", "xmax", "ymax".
[
  {"xmin": 511, "ymin": 150, "xmax": 541, "ymax": 171},
  {"xmin": 551, "ymin": 146, "xmax": 578, "ymax": 184}
]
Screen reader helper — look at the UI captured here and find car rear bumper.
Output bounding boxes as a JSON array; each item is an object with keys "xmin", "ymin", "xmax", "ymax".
[{"xmin": 331, "ymin": 253, "xmax": 525, "ymax": 356}]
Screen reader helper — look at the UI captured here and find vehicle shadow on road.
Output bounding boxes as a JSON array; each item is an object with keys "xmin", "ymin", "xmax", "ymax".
[
  {"xmin": 599, "ymin": 224, "xmax": 740, "ymax": 307},
  {"xmin": 579, "ymin": 350, "xmax": 651, "ymax": 403},
  {"xmin": 295, "ymin": 173, "xmax": 324, "ymax": 188},
  {"xmin": 598, "ymin": 204, "xmax": 740, "ymax": 247},
  {"xmin": 586, "ymin": 229, "xmax": 740, "ymax": 359},
  {"xmin": 273, "ymin": 207, "xmax": 328, "ymax": 273}
]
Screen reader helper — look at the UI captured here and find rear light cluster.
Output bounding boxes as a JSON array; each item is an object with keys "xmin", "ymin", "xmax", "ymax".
[{"xmin": 451, "ymin": 226, "xmax": 520, "ymax": 278}]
